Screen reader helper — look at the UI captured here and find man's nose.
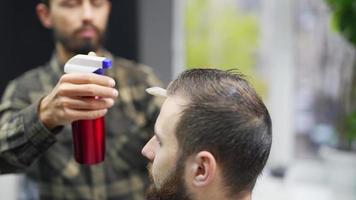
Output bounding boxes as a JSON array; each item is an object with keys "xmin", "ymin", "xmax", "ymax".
[
  {"xmin": 141, "ymin": 140, "xmax": 155, "ymax": 161},
  {"xmin": 82, "ymin": 1, "xmax": 94, "ymax": 23}
]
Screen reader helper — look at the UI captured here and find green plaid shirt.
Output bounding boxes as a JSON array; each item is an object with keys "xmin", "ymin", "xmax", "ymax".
[{"xmin": 0, "ymin": 52, "xmax": 162, "ymax": 200}]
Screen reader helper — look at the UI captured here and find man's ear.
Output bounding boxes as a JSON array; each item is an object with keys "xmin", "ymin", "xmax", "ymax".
[
  {"xmin": 189, "ymin": 151, "xmax": 217, "ymax": 187},
  {"xmin": 36, "ymin": 3, "xmax": 52, "ymax": 28}
]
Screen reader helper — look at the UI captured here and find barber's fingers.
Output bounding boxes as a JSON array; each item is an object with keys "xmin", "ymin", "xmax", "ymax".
[
  {"xmin": 57, "ymin": 83, "xmax": 118, "ymax": 98},
  {"xmin": 59, "ymin": 73, "xmax": 116, "ymax": 87},
  {"xmin": 64, "ymin": 108, "xmax": 109, "ymax": 121},
  {"xmin": 62, "ymin": 97, "xmax": 115, "ymax": 110},
  {"xmin": 88, "ymin": 52, "xmax": 96, "ymax": 56}
]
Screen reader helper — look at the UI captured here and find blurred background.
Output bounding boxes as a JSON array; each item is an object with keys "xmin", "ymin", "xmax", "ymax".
[{"xmin": 0, "ymin": 0, "xmax": 355, "ymax": 199}]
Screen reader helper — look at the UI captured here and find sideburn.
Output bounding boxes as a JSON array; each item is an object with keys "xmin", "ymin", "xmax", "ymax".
[{"xmin": 146, "ymin": 157, "xmax": 193, "ymax": 200}]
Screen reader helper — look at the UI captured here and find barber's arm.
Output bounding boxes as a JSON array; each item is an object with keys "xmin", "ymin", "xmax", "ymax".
[
  {"xmin": 0, "ymin": 79, "xmax": 58, "ymax": 173},
  {"xmin": 0, "ymin": 73, "xmax": 117, "ymax": 173}
]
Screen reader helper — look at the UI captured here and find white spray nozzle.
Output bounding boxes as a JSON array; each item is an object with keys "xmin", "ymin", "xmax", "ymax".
[{"xmin": 64, "ymin": 54, "xmax": 112, "ymax": 74}]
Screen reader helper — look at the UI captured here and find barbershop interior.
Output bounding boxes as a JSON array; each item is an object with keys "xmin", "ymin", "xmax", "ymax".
[{"xmin": 0, "ymin": 0, "xmax": 355, "ymax": 199}]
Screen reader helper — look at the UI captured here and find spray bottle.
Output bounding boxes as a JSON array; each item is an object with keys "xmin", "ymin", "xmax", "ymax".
[{"xmin": 64, "ymin": 52, "xmax": 112, "ymax": 165}]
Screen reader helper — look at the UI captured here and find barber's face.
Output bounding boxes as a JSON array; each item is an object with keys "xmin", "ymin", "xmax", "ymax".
[
  {"xmin": 47, "ymin": 0, "xmax": 111, "ymax": 53},
  {"xmin": 142, "ymin": 97, "xmax": 193, "ymax": 200}
]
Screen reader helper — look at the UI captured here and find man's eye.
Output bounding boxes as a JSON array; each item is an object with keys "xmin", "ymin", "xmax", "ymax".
[
  {"xmin": 61, "ymin": 0, "xmax": 80, "ymax": 7},
  {"xmin": 91, "ymin": 0, "xmax": 106, "ymax": 7},
  {"xmin": 155, "ymin": 136, "xmax": 162, "ymax": 146},
  {"xmin": 156, "ymin": 139, "xmax": 162, "ymax": 146}
]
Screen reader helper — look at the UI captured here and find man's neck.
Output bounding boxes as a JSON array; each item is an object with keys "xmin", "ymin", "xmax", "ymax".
[
  {"xmin": 197, "ymin": 191, "xmax": 251, "ymax": 200},
  {"xmin": 55, "ymin": 43, "xmax": 104, "ymax": 65},
  {"xmin": 233, "ymin": 191, "xmax": 252, "ymax": 200},
  {"xmin": 55, "ymin": 43, "xmax": 72, "ymax": 65},
  {"xmin": 237, "ymin": 193, "xmax": 251, "ymax": 200}
]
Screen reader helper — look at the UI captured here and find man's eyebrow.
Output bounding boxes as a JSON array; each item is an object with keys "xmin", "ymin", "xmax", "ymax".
[
  {"xmin": 155, "ymin": 134, "xmax": 162, "ymax": 142},
  {"xmin": 154, "ymin": 126, "xmax": 162, "ymax": 141}
]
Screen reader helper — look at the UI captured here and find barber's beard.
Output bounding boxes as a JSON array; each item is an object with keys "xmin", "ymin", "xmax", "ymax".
[
  {"xmin": 54, "ymin": 24, "xmax": 106, "ymax": 55},
  {"xmin": 146, "ymin": 161, "xmax": 193, "ymax": 200}
]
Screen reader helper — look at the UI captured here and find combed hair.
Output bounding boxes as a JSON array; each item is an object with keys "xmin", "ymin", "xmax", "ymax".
[{"xmin": 167, "ymin": 68, "xmax": 272, "ymax": 196}]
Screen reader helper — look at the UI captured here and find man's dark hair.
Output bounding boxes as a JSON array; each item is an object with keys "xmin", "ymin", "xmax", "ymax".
[
  {"xmin": 40, "ymin": 0, "xmax": 49, "ymax": 6},
  {"xmin": 167, "ymin": 68, "xmax": 272, "ymax": 197}
]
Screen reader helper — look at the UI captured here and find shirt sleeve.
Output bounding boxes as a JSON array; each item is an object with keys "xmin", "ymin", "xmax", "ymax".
[{"xmin": 0, "ymin": 80, "xmax": 61, "ymax": 174}]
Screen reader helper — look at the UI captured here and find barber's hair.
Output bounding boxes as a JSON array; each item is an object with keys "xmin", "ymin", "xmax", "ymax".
[
  {"xmin": 40, "ymin": 0, "xmax": 49, "ymax": 6},
  {"xmin": 167, "ymin": 68, "xmax": 272, "ymax": 196}
]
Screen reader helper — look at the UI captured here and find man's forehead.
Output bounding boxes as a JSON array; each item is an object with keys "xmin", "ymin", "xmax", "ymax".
[
  {"xmin": 154, "ymin": 96, "xmax": 187, "ymax": 137},
  {"xmin": 146, "ymin": 86, "xmax": 188, "ymax": 136},
  {"xmin": 49, "ymin": 0, "xmax": 110, "ymax": 4},
  {"xmin": 156, "ymin": 97, "xmax": 184, "ymax": 125}
]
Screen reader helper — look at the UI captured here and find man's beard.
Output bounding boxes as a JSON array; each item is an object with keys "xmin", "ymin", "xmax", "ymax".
[
  {"xmin": 54, "ymin": 24, "xmax": 105, "ymax": 55},
  {"xmin": 146, "ymin": 160, "xmax": 193, "ymax": 200}
]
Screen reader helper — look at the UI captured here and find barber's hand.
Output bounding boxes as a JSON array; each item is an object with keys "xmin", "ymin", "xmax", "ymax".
[{"xmin": 39, "ymin": 73, "xmax": 118, "ymax": 130}]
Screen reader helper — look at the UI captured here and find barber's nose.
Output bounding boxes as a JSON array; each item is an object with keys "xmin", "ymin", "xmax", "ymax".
[
  {"xmin": 142, "ymin": 138, "xmax": 155, "ymax": 162},
  {"xmin": 82, "ymin": 2, "xmax": 94, "ymax": 22}
]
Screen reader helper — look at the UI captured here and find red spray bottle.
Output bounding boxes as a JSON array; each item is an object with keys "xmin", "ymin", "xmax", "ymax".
[{"xmin": 64, "ymin": 53, "xmax": 112, "ymax": 165}]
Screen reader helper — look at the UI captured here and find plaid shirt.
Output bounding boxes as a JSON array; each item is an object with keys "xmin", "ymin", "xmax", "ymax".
[{"xmin": 0, "ymin": 52, "xmax": 162, "ymax": 200}]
